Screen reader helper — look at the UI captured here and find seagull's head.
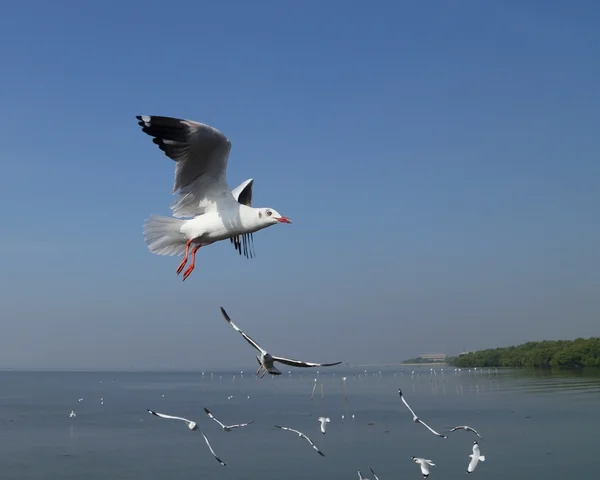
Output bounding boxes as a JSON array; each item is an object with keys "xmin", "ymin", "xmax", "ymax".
[{"xmin": 259, "ymin": 208, "xmax": 291, "ymax": 225}]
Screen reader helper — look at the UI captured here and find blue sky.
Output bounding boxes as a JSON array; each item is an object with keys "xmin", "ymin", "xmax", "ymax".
[{"xmin": 0, "ymin": 0, "xmax": 598, "ymax": 370}]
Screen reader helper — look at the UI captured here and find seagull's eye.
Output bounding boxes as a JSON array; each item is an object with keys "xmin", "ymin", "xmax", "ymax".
[{"xmin": 266, "ymin": 210, "xmax": 272, "ymax": 216}]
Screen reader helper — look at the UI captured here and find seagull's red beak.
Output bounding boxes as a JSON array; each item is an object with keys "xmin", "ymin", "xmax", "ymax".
[{"xmin": 277, "ymin": 216, "xmax": 291, "ymax": 224}]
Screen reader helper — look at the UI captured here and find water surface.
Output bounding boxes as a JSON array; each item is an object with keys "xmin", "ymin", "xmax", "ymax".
[{"xmin": 1, "ymin": 367, "xmax": 599, "ymax": 479}]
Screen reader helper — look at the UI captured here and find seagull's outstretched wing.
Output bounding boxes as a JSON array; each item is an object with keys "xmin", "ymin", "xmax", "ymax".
[
  {"xmin": 203, "ymin": 408, "xmax": 226, "ymax": 429},
  {"xmin": 369, "ymin": 466, "xmax": 380, "ymax": 480},
  {"xmin": 199, "ymin": 430, "xmax": 227, "ymax": 466},
  {"xmin": 220, "ymin": 307, "xmax": 265, "ymax": 354},
  {"xmin": 274, "ymin": 425, "xmax": 325, "ymax": 456},
  {"xmin": 272, "ymin": 355, "xmax": 342, "ymax": 368},
  {"xmin": 418, "ymin": 419, "xmax": 447, "ymax": 438},
  {"xmin": 226, "ymin": 421, "xmax": 255, "ymax": 429},
  {"xmin": 147, "ymin": 409, "xmax": 192, "ymax": 424},
  {"xmin": 450, "ymin": 425, "xmax": 482, "ymax": 439},
  {"xmin": 398, "ymin": 389, "xmax": 419, "ymax": 418},
  {"xmin": 135, "ymin": 115, "xmax": 233, "ymax": 217}
]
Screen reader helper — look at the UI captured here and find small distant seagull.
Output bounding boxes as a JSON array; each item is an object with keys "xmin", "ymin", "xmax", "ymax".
[
  {"xmin": 69, "ymin": 410, "xmax": 76, "ymax": 418},
  {"xmin": 411, "ymin": 457, "xmax": 435, "ymax": 478},
  {"xmin": 467, "ymin": 441, "xmax": 486, "ymax": 474},
  {"xmin": 318, "ymin": 416, "xmax": 330, "ymax": 434},
  {"xmin": 203, "ymin": 408, "xmax": 254, "ymax": 432},
  {"xmin": 398, "ymin": 389, "xmax": 447, "ymax": 438},
  {"xmin": 449, "ymin": 425, "xmax": 482, "ymax": 439},
  {"xmin": 358, "ymin": 466, "xmax": 379, "ymax": 480},
  {"xmin": 274, "ymin": 425, "xmax": 325, "ymax": 456},
  {"xmin": 147, "ymin": 409, "xmax": 226, "ymax": 466},
  {"xmin": 220, "ymin": 307, "xmax": 342, "ymax": 377}
]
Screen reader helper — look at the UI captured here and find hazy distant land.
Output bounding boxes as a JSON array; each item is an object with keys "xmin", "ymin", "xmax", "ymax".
[{"xmin": 448, "ymin": 337, "xmax": 600, "ymax": 368}]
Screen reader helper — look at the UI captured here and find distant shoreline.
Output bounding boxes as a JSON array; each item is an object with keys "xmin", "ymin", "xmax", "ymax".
[{"xmin": 399, "ymin": 362, "xmax": 447, "ymax": 367}]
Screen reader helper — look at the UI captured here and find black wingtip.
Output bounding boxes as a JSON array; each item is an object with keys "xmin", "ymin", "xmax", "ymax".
[
  {"xmin": 216, "ymin": 457, "xmax": 227, "ymax": 467},
  {"xmin": 203, "ymin": 407, "xmax": 210, "ymax": 414},
  {"xmin": 398, "ymin": 388, "xmax": 403, "ymax": 395},
  {"xmin": 318, "ymin": 451, "xmax": 325, "ymax": 457},
  {"xmin": 219, "ymin": 307, "xmax": 231, "ymax": 321}
]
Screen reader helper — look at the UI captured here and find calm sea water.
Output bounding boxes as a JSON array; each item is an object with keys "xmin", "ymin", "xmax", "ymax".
[{"xmin": 1, "ymin": 366, "xmax": 599, "ymax": 479}]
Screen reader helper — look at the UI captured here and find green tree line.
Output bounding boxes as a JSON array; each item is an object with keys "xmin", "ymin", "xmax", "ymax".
[{"xmin": 448, "ymin": 337, "xmax": 600, "ymax": 368}]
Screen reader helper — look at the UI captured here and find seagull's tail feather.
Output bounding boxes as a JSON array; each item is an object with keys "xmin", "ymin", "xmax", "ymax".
[
  {"xmin": 479, "ymin": 455, "xmax": 485, "ymax": 462},
  {"xmin": 143, "ymin": 215, "xmax": 187, "ymax": 256}
]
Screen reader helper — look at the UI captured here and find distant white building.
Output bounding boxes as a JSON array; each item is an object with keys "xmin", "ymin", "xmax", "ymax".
[{"xmin": 419, "ymin": 353, "xmax": 447, "ymax": 361}]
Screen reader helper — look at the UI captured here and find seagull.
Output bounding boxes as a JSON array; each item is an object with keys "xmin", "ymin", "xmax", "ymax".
[
  {"xmin": 449, "ymin": 425, "xmax": 482, "ymax": 439},
  {"xmin": 467, "ymin": 441, "xmax": 486, "ymax": 474},
  {"xmin": 318, "ymin": 416, "xmax": 330, "ymax": 434},
  {"xmin": 69, "ymin": 410, "xmax": 76, "ymax": 418},
  {"xmin": 411, "ymin": 457, "xmax": 435, "ymax": 478},
  {"xmin": 398, "ymin": 389, "xmax": 447, "ymax": 438},
  {"xmin": 358, "ymin": 467, "xmax": 379, "ymax": 480},
  {"xmin": 220, "ymin": 307, "xmax": 342, "ymax": 377},
  {"xmin": 203, "ymin": 408, "xmax": 254, "ymax": 432},
  {"xmin": 147, "ymin": 409, "xmax": 226, "ymax": 466},
  {"xmin": 136, "ymin": 115, "xmax": 291, "ymax": 281},
  {"xmin": 274, "ymin": 425, "xmax": 325, "ymax": 456}
]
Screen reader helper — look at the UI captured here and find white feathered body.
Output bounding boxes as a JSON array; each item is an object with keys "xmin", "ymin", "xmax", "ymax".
[
  {"xmin": 144, "ymin": 203, "xmax": 269, "ymax": 256},
  {"xmin": 467, "ymin": 444, "xmax": 485, "ymax": 473}
]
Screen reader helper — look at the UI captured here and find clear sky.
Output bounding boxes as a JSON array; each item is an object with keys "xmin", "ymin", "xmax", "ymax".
[{"xmin": 0, "ymin": 1, "xmax": 598, "ymax": 370}]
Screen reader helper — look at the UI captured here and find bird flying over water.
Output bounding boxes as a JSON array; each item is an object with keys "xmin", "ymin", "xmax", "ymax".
[
  {"xmin": 398, "ymin": 389, "xmax": 447, "ymax": 438},
  {"xmin": 358, "ymin": 466, "xmax": 380, "ymax": 480},
  {"xmin": 220, "ymin": 307, "xmax": 342, "ymax": 377},
  {"xmin": 146, "ymin": 409, "xmax": 226, "ymax": 466},
  {"xmin": 449, "ymin": 425, "xmax": 482, "ymax": 439},
  {"xmin": 136, "ymin": 115, "xmax": 291, "ymax": 281},
  {"xmin": 467, "ymin": 441, "xmax": 486, "ymax": 474},
  {"xmin": 274, "ymin": 425, "xmax": 325, "ymax": 456},
  {"xmin": 317, "ymin": 416, "xmax": 330, "ymax": 434},
  {"xmin": 203, "ymin": 407, "xmax": 254, "ymax": 432},
  {"xmin": 411, "ymin": 457, "xmax": 436, "ymax": 478}
]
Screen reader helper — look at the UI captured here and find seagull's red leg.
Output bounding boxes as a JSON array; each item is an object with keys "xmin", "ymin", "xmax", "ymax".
[
  {"xmin": 182, "ymin": 245, "xmax": 201, "ymax": 281},
  {"xmin": 176, "ymin": 239, "xmax": 193, "ymax": 275},
  {"xmin": 255, "ymin": 365, "xmax": 263, "ymax": 376},
  {"xmin": 260, "ymin": 369, "xmax": 267, "ymax": 378}
]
